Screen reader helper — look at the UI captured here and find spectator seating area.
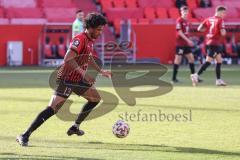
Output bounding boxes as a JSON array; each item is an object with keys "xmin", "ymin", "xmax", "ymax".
[
  {"xmin": 96, "ymin": 0, "xmax": 240, "ymax": 35},
  {"xmin": 0, "ymin": 0, "xmax": 240, "ymax": 61},
  {"xmin": 0, "ymin": 0, "xmax": 116, "ymax": 59},
  {"xmin": 96, "ymin": 0, "xmax": 240, "ymax": 61},
  {"xmin": 0, "ymin": 0, "xmax": 97, "ymax": 24},
  {"xmin": 1, "ymin": 0, "xmax": 240, "ymax": 31}
]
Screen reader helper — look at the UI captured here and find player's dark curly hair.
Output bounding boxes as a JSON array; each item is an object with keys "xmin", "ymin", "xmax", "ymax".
[{"xmin": 84, "ymin": 12, "xmax": 107, "ymax": 29}]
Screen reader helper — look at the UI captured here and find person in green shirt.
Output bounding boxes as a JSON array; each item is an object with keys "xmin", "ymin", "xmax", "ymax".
[{"xmin": 72, "ymin": 9, "xmax": 84, "ymax": 38}]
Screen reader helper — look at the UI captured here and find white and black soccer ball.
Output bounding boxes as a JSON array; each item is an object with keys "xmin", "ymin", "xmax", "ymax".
[{"xmin": 112, "ymin": 120, "xmax": 130, "ymax": 138}]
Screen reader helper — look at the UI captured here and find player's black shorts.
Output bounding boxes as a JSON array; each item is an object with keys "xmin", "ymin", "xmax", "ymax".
[
  {"xmin": 54, "ymin": 79, "xmax": 92, "ymax": 98},
  {"xmin": 206, "ymin": 45, "xmax": 222, "ymax": 58},
  {"xmin": 176, "ymin": 46, "xmax": 192, "ymax": 55}
]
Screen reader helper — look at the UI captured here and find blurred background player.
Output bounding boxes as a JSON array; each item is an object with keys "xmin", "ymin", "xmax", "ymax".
[
  {"xmin": 16, "ymin": 12, "xmax": 112, "ymax": 147},
  {"xmin": 172, "ymin": 6, "xmax": 197, "ymax": 85},
  {"xmin": 72, "ymin": 9, "xmax": 84, "ymax": 38},
  {"xmin": 193, "ymin": 6, "xmax": 227, "ymax": 86}
]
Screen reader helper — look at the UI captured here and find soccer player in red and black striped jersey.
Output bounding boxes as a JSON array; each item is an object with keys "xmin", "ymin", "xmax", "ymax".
[
  {"xmin": 172, "ymin": 6, "xmax": 197, "ymax": 85},
  {"xmin": 16, "ymin": 12, "xmax": 112, "ymax": 146},
  {"xmin": 192, "ymin": 6, "xmax": 227, "ymax": 86}
]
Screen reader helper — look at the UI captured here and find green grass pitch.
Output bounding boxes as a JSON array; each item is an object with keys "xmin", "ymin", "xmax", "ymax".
[{"xmin": 0, "ymin": 65, "xmax": 239, "ymax": 160}]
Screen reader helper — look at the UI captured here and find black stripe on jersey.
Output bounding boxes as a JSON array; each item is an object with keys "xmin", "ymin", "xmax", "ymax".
[
  {"xmin": 73, "ymin": 71, "xmax": 78, "ymax": 82},
  {"xmin": 69, "ymin": 72, "xmax": 74, "ymax": 82},
  {"xmin": 71, "ymin": 71, "xmax": 77, "ymax": 82}
]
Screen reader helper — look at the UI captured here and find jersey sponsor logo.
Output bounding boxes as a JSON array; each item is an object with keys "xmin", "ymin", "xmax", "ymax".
[{"xmin": 72, "ymin": 39, "xmax": 80, "ymax": 48}]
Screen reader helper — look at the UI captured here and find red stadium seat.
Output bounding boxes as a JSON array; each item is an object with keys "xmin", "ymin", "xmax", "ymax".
[
  {"xmin": 225, "ymin": 42, "xmax": 235, "ymax": 57},
  {"xmin": 188, "ymin": 10, "xmax": 193, "ymax": 19},
  {"xmin": 168, "ymin": 8, "xmax": 180, "ymax": 19},
  {"xmin": 41, "ymin": 0, "xmax": 74, "ymax": 8},
  {"xmin": 226, "ymin": 7, "xmax": 239, "ymax": 19},
  {"xmin": 223, "ymin": 1, "xmax": 240, "ymax": 9},
  {"xmin": 138, "ymin": 18, "xmax": 149, "ymax": 24},
  {"xmin": 113, "ymin": 0, "xmax": 125, "ymax": 8},
  {"xmin": 211, "ymin": 0, "xmax": 222, "ymax": 7},
  {"xmin": 0, "ymin": 8, "xmax": 4, "ymax": 18},
  {"xmin": 156, "ymin": 8, "xmax": 168, "ymax": 18},
  {"xmin": 57, "ymin": 44, "xmax": 66, "ymax": 58},
  {"xmin": 101, "ymin": 0, "xmax": 113, "ymax": 12},
  {"xmin": 137, "ymin": 0, "xmax": 150, "ymax": 7},
  {"xmin": 130, "ymin": 18, "xmax": 138, "ymax": 25},
  {"xmin": 44, "ymin": 44, "xmax": 55, "ymax": 58},
  {"xmin": 0, "ymin": 0, "xmax": 37, "ymax": 8},
  {"xmin": 6, "ymin": 8, "xmax": 44, "ymax": 18},
  {"xmin": 113, "ymin": 19, "xmax": 122, "ymax": 35},
  {"xmin": 44, "ymin": 8, "xmax": 76, "ymax": 22},
  {"xmin": 138, "ymin": 0, "xmax": 174, "ymax": 8},
  {"xmin": 193, "ymin": 8, "xmax": 215, "ymax": 20},
  {"xmin": 144, "ymin": 7, "xmax": 156, "ymax": 19},
  {"xmin": 125, "ymin": 0, "xmax": 137, "ymax": 8},
  {"xmin": 105, "ymin": 8, "xmax": 144, "ymax": 22},
  {"xmin": 187, "ymin": 0, "xmax": 197, "ymax": 9},
  {"xmin": 160, "ymin": 0, "xmax": 174, "ymax": 8},
  {"xmin": 72, "ymin": 0, "xmax": 97, "ymax": 13}
]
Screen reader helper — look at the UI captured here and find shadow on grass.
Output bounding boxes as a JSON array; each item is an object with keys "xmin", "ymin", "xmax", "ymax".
[
  {"xmin": 38, "ymin": 141, "xmax": 240, "ymax": 157},
  {"xmin": 0, "ymin": 152, "xmax": 102, "ymax": 160},
  {"xmin": 1, "ymin": 135, "xmax": 240, "ymax": 158}
]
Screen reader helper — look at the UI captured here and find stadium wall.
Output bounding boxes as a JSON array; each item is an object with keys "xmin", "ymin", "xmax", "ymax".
[
  {"xmin": 1, "ymin": 24, "xmax": 239, "ymax": 66},
  {"xmin": 132, "ymin": 24, "xmax": 176, "ymax": 64},
  {"xmin": 0, "ymin": 24, "xmax": 177, "ymax": 66},
  {"xmin": 0, "ymin": 25, "xmax": 42, "ymax": 66}
]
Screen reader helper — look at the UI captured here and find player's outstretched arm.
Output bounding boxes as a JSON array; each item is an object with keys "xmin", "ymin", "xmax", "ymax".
[
  {"xmin": 64, "ymin": 49, "xmax": 95, "ymax": 84},
  {"xmin": 89, "ymin": 53, "xmax": 112, "ymax": 78},
  {"xmin": 197, "ymin": 23, "xmax": 206, "ymax": 32}
]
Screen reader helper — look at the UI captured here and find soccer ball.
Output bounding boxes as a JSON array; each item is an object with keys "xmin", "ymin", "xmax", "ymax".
[{"xmin": 112, "ymin": 120, "xmax": 130, "ymax": 138}]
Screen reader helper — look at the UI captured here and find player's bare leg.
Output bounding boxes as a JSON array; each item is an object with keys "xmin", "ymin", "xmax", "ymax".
[
  {"xmin": 172, "ymin": 55, "xmax": 182, "ymax": 83},
  {"xmin": 215, "ymin": 54, "xmax": 226, "ymax": 86},
  {"xmin": 67, "ymin": 86, "xmax": 101, "ymax": 136},
  {"xmin": 16, "ymin": 95, "xmax": 66, "ymax": 146}
]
